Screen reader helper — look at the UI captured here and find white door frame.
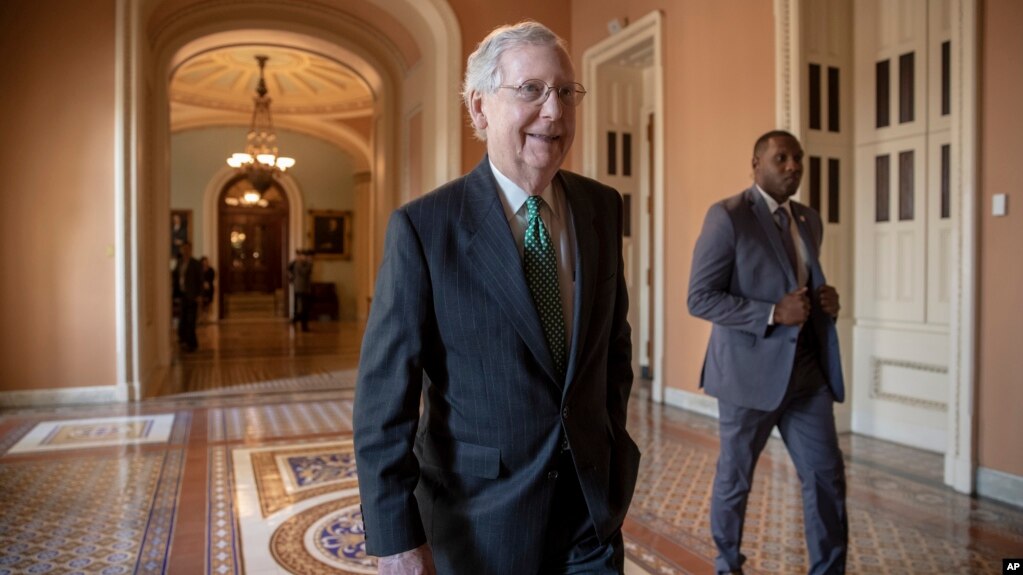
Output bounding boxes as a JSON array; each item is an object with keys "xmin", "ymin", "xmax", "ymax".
[
  {"xmin": 582, "ymin": 11, "xmax": 665, "ymax": 402},
  {"xmin": 773, "ymin": 0, "xmax": 978, "ymax": 492}
]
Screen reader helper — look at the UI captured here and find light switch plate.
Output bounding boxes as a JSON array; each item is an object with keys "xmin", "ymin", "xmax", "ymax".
[{"xmin": 993, "ymin": 194, "xmax": 1007, "ymax": 217}]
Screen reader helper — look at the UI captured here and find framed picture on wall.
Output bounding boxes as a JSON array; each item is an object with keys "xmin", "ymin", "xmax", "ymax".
[
  {"xmin": 171, "ymin": 209, "xmax": 193, "ymax": 259},
  {"xmin": 308, "ymin": 209, "xmax": 352, "ymax": 260}
]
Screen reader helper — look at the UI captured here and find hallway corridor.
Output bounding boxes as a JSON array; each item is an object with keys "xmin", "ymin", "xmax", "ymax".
[{"xmin": 0, "ymin": 320, "xmax": 1019, "ymax": 574}]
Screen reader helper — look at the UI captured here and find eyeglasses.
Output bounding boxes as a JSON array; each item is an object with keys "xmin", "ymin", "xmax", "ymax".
[{"xmin": 498, "ymin": 79, "xmax": 587, "ymax": 107}]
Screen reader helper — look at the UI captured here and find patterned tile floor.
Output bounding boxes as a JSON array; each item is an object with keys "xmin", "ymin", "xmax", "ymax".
[{"xmin": 0, "ymin": 321, "xmax": 1020, "ymax": 574}]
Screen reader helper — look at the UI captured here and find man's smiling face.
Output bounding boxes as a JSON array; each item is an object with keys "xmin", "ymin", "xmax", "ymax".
[{"xmin": 477, "ymin": 43, "xmax": 576, "ymax": 193}]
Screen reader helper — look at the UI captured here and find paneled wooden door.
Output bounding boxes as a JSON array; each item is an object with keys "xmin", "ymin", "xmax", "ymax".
[
  {"xmin": 217, "ymin": 181, "xmax": 289, "ymax": 318},
  {"xmin": 220, "ymin": 214, "xmax": 286, "ymax": 291}
]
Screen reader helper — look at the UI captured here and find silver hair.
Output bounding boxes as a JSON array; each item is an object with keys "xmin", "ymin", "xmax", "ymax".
[{"xmin": 461, "ymin": 20, "xmax": 569, "ymax": 141}]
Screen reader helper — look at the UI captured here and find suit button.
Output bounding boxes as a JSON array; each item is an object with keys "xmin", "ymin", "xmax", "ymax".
[
  {"xmin": 561, "ymin": 438, "xmax": 570, "ymax": 451},
  {"xmin": 562, "ymin": 407, "xmax": 570, "ymax": 419},
  {"xmin": 547, "ymin": 470, "xmax": 559, "ymax": 480}
]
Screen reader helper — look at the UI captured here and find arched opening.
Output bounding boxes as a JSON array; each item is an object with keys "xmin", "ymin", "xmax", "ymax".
[
  {"xmin": 121, "ymin": 0, "xmax": 462, "ymax": 399},
  {"xmin": 217, "ymin": 177, "xmax": 290, "ymax": 319}
]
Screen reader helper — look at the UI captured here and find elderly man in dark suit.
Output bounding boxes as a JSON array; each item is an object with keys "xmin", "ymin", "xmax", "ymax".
[
  {"xmin": 354, "ymin": 20, "xmax": 639, "ymax": 575},
  {"xmin": 173, "ymin": 241, "xmax": 203, "ymax": 352},
  {"xmin": 688, "ymin": 130, "xmax": 847, "ymax": 575}
]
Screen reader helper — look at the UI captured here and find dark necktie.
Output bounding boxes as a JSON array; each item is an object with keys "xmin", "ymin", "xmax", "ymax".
[
  {"xmin": 524, "ymin": 196, "xmax": 566, "ymax": 377},
  {"xmin": 774, "ymin": 206, "xmax": 801, "ymax": 282}
]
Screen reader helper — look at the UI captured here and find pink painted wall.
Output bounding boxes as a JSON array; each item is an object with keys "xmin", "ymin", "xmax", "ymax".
[
  {"xmin": 978, "ymin": 0, "xmax": 1023, "ymax": 477},
  {"xmin": 571, "ymin": 1, "xmax": 777, "ymax": 395},
  {"xmin": 0, "ymin": 0, "xmax": 118, "ymax": 391}
]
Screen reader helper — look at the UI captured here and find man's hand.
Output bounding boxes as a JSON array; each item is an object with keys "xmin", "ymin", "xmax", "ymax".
[
  {"xmin": 377, "ymin": 544, "xmax": 436, "ymax": 575},
  {"xmin": 818, "ymin": 284, "xmax": 840, "ymax": 318},
  {"xmin": 774, "ymin": 287, "xmax": 810, "ymax": 325}
]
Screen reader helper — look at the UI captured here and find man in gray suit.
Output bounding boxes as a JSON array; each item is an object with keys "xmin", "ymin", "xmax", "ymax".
[
  {"xmin": 688, "ymin": 131, "xmax": 847, "ymax": 574},
  {"xmin": 354, "ymin": 20, "xmax": 639, "ymax": 575}
]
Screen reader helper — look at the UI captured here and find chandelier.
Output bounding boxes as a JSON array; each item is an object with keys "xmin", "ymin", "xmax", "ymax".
[{"xmin": 226, "ymin": 55, "xmax": 295, "ymax": 195}]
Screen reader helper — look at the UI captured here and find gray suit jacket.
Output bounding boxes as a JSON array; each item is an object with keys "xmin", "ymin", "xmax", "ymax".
[
  {"xmin": 687, "ymin": 186, "xmax": 844, "ymax": 411},
  {"xmin": 354, "ymin": 157, "xmax": 639, "ymax": 574}
]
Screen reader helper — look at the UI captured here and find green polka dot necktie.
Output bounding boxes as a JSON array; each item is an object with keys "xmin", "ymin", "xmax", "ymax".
[{"xmin": 524, "ymin": 196, "xmax": 566, "ymax": 377}]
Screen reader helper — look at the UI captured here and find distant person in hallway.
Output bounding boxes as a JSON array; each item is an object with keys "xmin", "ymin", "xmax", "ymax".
[
  {"xmin": 200, "ymin": 256, "xmax": 215, "ymax": 322},
  {"xmin": 171, "ymin": 212, "xmax": 188, "ymax": 259},
  {"xmin": 354, "ymin": 20, "xmax": 639, "ymax": 575},
  {"xmin": 288, "ymin": 249, "xmax": 313, "ymax": 332},
  {"xmin": 688, "ymin": 130, "xmax": 847, "ymax": 575},
  {"xmin": 173, "ymin": 241, "xmax": 203, "ymax": 352}
]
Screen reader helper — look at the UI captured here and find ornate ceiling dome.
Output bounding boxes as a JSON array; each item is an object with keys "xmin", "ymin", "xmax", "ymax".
[{"xmin": 171, "ymin": 46, "xmax": 373, "ymax": 118}]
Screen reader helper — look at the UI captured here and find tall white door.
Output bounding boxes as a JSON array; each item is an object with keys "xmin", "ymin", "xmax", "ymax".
[
  {"xmin": 595, "ymin": 57, "xmax": 653, "ymax": 379},
  {"xmin": 801, "ymin": 0, "xmax": 855, "ymax": 431},
  {"xmin": 851, "ymin": 0, "xmax": 954, "ymax": 452}
]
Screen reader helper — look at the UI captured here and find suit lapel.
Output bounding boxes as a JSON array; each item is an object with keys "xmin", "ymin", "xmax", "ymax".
[
  {"xmin": 560, "ymin": 174, "xmax": 597, "ymax": 391},
  {"xmin": 790, "ymin": 202, "xmax": 818, "ymax": 260},
  {"xmin": 463, "ymin": 158, "xmax": 561, "ymax": 384},
  {"xmin": 747, "ymin": 187, "xmax": 798, "ymax": 287}
]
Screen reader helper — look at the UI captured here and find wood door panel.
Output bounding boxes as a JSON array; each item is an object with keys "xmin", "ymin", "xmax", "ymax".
[{"xmin": 218, "ymin": 210, "xmax": 287, "ymax": 316}]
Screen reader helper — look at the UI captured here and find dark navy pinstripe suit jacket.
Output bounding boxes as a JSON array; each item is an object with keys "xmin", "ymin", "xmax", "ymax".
[{"xmin": 354, "ymin": 157, "xmax": 640, "ymax": 574}]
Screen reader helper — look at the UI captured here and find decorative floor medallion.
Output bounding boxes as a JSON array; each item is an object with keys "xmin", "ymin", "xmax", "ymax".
[
  {"xmin": 233, "ymin": 439, "xmax": 366, "ymax": 574},
  {"xmin": 6, "ymin": 414, "xmax": 176, "ymax": 454},
  {"xmin": 249, "ymin": 440, "xmax": 359, "ymax": 517},
  {"xmin": 270, "ymin": 496, "xmax": 376, "ymax": 574}
]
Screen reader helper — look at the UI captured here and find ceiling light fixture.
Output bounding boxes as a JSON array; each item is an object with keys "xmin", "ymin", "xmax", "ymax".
[{"xmin": 226, "ymin": 55, "xmax": 295, "ymax": 196}]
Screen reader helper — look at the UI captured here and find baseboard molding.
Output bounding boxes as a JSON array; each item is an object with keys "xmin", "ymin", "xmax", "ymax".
[
  {"xmin": 663, "ymin": 387, "xmax": 719, "ymax": 419},
  {"xmin": 976, "ymin": 466, "xmax": 1023, "ymax": 509},
  {"xmin": 0, "ymin": 385, "xmax": 125, "ymax": 408},
  {"xmin": 665, "ymin": 387, "xmax": 851, "ymax": 440}
]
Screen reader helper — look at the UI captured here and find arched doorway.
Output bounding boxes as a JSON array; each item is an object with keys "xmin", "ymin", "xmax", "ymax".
[
  {"xmin": 116, "ymin": 0, "xmax": 462, "ymax": 400},
  {"xmin": 217, "ymin": 178, "xmax": 289, "ymax": 319}
]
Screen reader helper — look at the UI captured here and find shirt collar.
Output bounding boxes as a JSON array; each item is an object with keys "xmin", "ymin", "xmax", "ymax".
[
  {"xmin": 755, "ymin": 183, "xmax": 789, "ymax": 214},
  {"xmin": 490, "ymin": 160, "xmax": 562, "ymax": 222}
]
